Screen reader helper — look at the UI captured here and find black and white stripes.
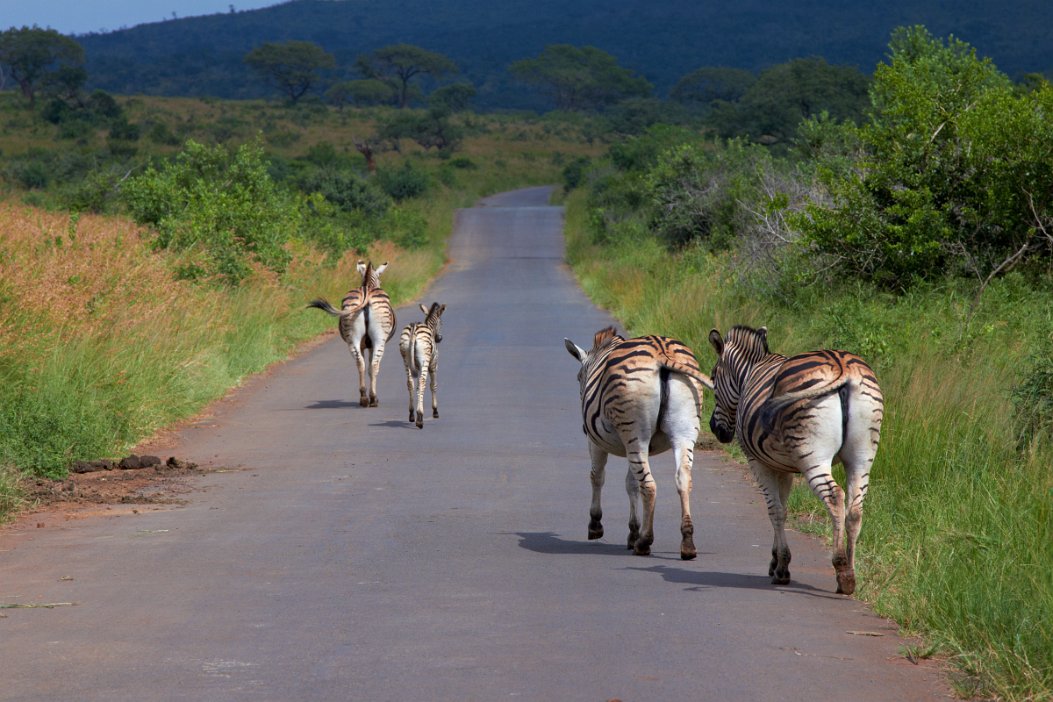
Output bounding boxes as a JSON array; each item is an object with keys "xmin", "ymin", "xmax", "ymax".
[
  {"xmin": 565, "ymin": 327, "xmax": 713, "ymax": 560},
  {"xmin": 707, "ymin": 325, "xmax": 884, "ymax": 595},
  {"xmin": 307, "ymin": 260, "xmax": 397, "ymax": 408},
  {"xmin": 399, "ymin": 302, "xmax": 446, "ymax": 429}
]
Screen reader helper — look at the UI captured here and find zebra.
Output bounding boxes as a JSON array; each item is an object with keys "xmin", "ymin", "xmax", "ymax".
[
  {"xmin": 399, "ymin": 302, "xmax": 446, "ymax": 429},
  {"xmin": 307, "ymin": 260, "xmax": 397, "ymax": 408},
  {"xmin": 564, "ymin": 327, "xmax": 713, "ymax": 560},
  {"xmin": 706, "ymin": 325, "xmax": 884, "ymax": 595}
]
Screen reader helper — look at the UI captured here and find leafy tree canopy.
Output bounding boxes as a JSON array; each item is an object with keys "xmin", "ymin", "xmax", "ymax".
[
  {"xmin": 800, "ymin": 26, "xmax": 1053, "ymax": 288},
  {"xmin": 671, "ymin": 66, "xmax": 756, "ymax": 107},
  {"xmin": 0, "ymin": 27, "xmax": 84, "ymax": 105},
  {"xmin": 355, "ymin": 44, "xmax": 459, "ymax": 108},
  {"xmin": 244, "ymin": 40, "xmax": 336, "ymax": 104},
  {"xmin": 508, "ymin": 44, "xmax": 652, "ymax": 111},
  {"xmin": 710, "ymin": 57, "xmax": 869, "ymax": 143}
]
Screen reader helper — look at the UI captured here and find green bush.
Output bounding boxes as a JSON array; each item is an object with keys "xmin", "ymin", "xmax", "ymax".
[
  {"xmin": 121, "ymin": 138, "xmax": 295, "ymax": 284},
  {"xmin": 1012, "ymin": 338, "xmax": 1053, "ymax": 449},
  {"xmin": 798, "ymin": 27, "xmax": 1053, "ymax": 289},
  {"xmin": 375, "ymin": 161, "xmax": 430, "ymax": 201},
  {"xmin": 297, "ymin": 166, "xmax": 391, "ymax": 217}
]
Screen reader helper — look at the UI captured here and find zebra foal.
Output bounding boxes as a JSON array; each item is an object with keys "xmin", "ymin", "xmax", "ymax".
[
  {"xmin": 565, "ymin": 327, "xmax": 713, "ymax": 559},
  {"xmin": 307, "ymin": 260, "xmax": 397, "ymax": 408},
  {"xmin": 706, "ymin": 325, "xmax": 884, "ymax": 595},
  {"xmin": 399, "ymin": 302, "xmax": 446, "ymax": 429}
]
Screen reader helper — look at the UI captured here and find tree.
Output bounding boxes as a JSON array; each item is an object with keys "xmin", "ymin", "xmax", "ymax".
[
  {"xmin": 0, "ymin": 27, "xmax": 84, "ymax": 106},
  {"xmin": 799, "ymin": 26, "xmax": 1053, "ymax": 289},
  {"xmin": 671, "ymin": 67, "xmax": 755, "ymax": 108},
  {"xmin": 710, "ymin": 58, "xmax": 869, "ymax": 143},
  {"xmin": 355, "ymin": 44, "xmax": 458, "ymax": 109},
  {"xmin": 428, "ymin": 83, "xmax": 476, "ymax": 113},
  {"xmin": 244, "ymin": 40, "xmax": 335, "ymax": 104},
  {"xmin": 509, "ymin": 45, "xmax": 652, "ymax": 112}
]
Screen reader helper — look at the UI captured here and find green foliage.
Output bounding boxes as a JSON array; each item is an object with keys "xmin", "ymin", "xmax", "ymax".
[
  {"xmin": 671, "ymin": 66, "xmax": 756, "ymax": 108},
  {"xmin": 509, "ymin": 44, "xmax": 652, "ymax": 111},
  {"xmin": 375, "ymin": 161, "xmax": 431, "ymax": 201},
  {"xmin": 121, "ymin": 138, "xmax": 295, "ymax": 283},
  {"xmin": 0, "ymin": 26, "xmax": 84, "ymax": 105},
  {"xmin": 297, "ymin": 166, "xmax": 392, "ymax": 217},
  {"xmin": 708, "ymin": 57, "xmax": 870, "ymax": 144},
  {"xmin": 799, "ymin": 27, "xmax": 1053, "ymax": 288},
  {"xmin": 645, "ymin": 140, "xmax": 770, "ymax": 250},
  {"xmin": 1012, "ymin": 336, "xmax": 1053, "ymax": 450},
  {"xmin": 355, "ymin": 44, "xmax": 459, "ymax": 109},
  {"xmin": 244, "ymin": 40, "xmax": 336, "ymax": 104}
]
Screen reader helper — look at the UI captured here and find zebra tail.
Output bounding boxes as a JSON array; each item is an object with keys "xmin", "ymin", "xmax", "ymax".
[
  {"xmin": 660, "ymin": 359, "xmax": 714, "ymax": 390},
  {"xmin": 306, "ymin": 298, "xmax": 343, "ymax": 316}
]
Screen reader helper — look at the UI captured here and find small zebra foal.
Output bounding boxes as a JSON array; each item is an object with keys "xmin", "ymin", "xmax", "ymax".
[
  {"xmin": 707, "ymin": 325, "xmax": 884, "ymax": 595},
  {"xmin": 565, "ymin": 327, "xmax": 713, "ymax": 559},
  {"xmin": 399, "ymin": 302, "xmax": 446, "ymax": 429}
]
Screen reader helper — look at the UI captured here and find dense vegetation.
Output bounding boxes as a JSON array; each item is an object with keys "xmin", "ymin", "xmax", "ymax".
[
  {"xmin": 70, "ymin": 0, "xmax": 1053, "ymax": 109},
  {"xmin": 1, "ymin": 10, "xmax": 1051, "ymax": 699},
  {"xmin": 0, "ymin": 90, "xmax": 596, "ymax": 490},
  {"xmin": 562, "ymin": 27, "xmax": 1051, "ymax": 702}
]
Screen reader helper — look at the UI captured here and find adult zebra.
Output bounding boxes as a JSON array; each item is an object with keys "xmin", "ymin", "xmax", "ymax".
[
  {"xmin": 307, "ymin": 260, "xmax": 397, "ymax": 408},
  {"xmin": 399, "ymin": 302, "xmax": 446, "ymax": 429},
  {"xmin": 564, "ymin": 327, "xmax": 713, "ymax": 560},
  {"xmin": 706, "ymin": 325, "xmax": 884, "ymax": 595}
]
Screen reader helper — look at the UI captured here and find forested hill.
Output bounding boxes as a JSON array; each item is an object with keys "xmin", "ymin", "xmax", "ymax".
[{"xmin": 78, "ymin": 0, "xmax": 1053, "ymax": 109}]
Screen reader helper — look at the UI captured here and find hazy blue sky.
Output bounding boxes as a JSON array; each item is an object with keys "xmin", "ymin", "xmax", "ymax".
[{"xmin": 1, "ymin": 0, "xmax": 283, "ymax": 35}]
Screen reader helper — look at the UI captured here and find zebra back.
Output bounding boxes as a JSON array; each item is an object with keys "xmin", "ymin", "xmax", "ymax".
[
  {"xmin": 708, "ymin": 325, "xmax": 884, "ymax": 469},
  {"xmin": 568, "ymin": 327, "xmax": 709, "ymax": 448}
]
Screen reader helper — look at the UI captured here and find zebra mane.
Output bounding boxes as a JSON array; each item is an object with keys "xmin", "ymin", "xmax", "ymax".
[
  {"xmin": 424, "ymin": 302, "xmax": 445, "ymax": 324},
  {"xmin": 727, "ymin": 325, "xmax": 770, "ymax": 357},
  {"xmin": 592, "ymin": 326, "xmax": 622, "ymax": 351}
]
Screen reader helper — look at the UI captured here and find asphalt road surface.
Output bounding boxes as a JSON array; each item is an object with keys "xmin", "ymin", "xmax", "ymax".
[{"xmin": 1, "ymin": 187, "xmax": 950, "ymax": 701}]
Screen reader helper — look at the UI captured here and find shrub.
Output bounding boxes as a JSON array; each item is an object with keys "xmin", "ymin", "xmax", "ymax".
[
  {"xmin": 375, "ymin": 162, "xmax": 430, "ymax": 201},
  {"xmin": 121, "ymin": 138, "xmax": 295, "ymax": 284}
]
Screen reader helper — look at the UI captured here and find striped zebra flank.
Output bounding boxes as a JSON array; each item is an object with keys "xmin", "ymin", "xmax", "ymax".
[
  {"xmin": 399, "ymin": 302, "xmax": 446, "ymax": 429},
  {"xmin": 565, "ymin": 327, "xmax": 713, "ymax": 560},
  {"xmin": 306, "ymin": 260, "xmax": 397, "ymax": 408},
  {"xmin": 707, "ymin": 325, "xmax": 884, "ymax": 595}
]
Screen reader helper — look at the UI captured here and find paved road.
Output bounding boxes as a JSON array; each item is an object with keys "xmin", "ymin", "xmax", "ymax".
[{"xmin": 1, "ymin": 187, "xmax": 949, "ymax": 701}]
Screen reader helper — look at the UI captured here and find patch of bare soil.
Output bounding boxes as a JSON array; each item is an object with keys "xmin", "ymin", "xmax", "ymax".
[{"xmin": 17, "ymin": 457, "xmax": 221, "ymax": 522}]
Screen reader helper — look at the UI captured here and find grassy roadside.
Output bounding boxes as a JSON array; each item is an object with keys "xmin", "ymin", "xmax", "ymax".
[
  {"xmin": 0, "ymin": 108, "xmax": 592, "ymax": 520},
  {"xmin": 562, "ymin": 187, "xmax": 1053, "ymax": 701}
]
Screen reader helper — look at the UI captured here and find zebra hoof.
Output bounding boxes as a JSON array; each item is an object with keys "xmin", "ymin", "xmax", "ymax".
[
  {"xmin": 409, "ymin": 412, "xmax": 415, "ymax": 422},
  {"xmin": 771, "ymin": 573, "xmax": 791, "ymax": 586},
  {"xmin": 836, "ymin": 571, "xmax": 856, "ymax": 596},
  {"xmin": 359, "ymin": 397, "xmax": 370, "ymax": 407},
  {"xmin": 369, "ymin": 398, "xmax": 379, "ymax": 408},
  {"xmin": 415, "ymin": 412, "xmax": 424, "ymax": 429},
  {"xmin": 633, "ymin": 539, "xmax": 652, "ymax": 556},
  {"xmin": 432, "ymin": 409, "xmax": 439, "ymax": 418},
  {"xmin": 588, "ymin": 521, "xmax": 603, "ymax": 540},
  {"xmin": 680, "ymin": 544, "xmax": 697, "ymax": 561}
]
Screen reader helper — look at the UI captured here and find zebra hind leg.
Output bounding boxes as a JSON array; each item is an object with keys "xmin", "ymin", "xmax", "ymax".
[
  {"xmin": 801, "ymin": 463, "xmax": 849, "ymax": 593},
  {"xmin": 624, "ymin": 466, "xmax": 640, "ymax": 549},
  {"xmin": 672, "ymin": 441, "xmax": 697, "ymax": 560},
  {"xmin": 350, "ymin": 343, "xmax": 369, "ymax": 407},
  {"xmin": 588, "ymin": 444, "xmax": 607, "ymax": 540},
  {"xmin": 751, "ymin": 462, "xmax": 794, "ymax": 584},
  {"xmin": 430, "ymin": 363, "xmax": 439, "ymax": 418},
  {"xmin": 626, "ymin": 440, "xmax": 656, "ymax": 556}
]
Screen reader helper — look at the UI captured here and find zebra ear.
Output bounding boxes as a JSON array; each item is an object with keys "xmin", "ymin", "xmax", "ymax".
[
  {"xmin": 438, "ymin": 304, "xmax": 446, "ymax": 315},
  {"xmin": 758, "ymin": 326, "xmax": 770, "ymax": 353},
  {"xmin": 708, "ymin": 329, "xmax": 724, "ymax": 356},
  {"xmin": 564, "ymin": 338, "xmax": 587, "ymax": 363},
  {"xmin": 420, "ymin": 304, "xmax": 429, "ymax": 315},
  {"xmin": 376, "ymin": 262, "xmax": 389, "ymax": 275}
]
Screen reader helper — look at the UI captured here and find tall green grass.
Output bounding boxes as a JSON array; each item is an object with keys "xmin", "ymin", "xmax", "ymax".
[{"xmin": 564, "ymin": 188, "xmax": 1053, "ymax": 701}]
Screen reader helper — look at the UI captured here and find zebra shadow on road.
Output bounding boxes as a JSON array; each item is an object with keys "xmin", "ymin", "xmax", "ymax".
[
  {"xmin": 304, "ymin": 399, "xmax": 362, "ymax": 409},
  {"xmin": 516, "ymin": 531, "xmax": 837, "ymax": 598},
  {"xmin": 624, "ymin": 563, "xmax": 838, "ymax": 598}
]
